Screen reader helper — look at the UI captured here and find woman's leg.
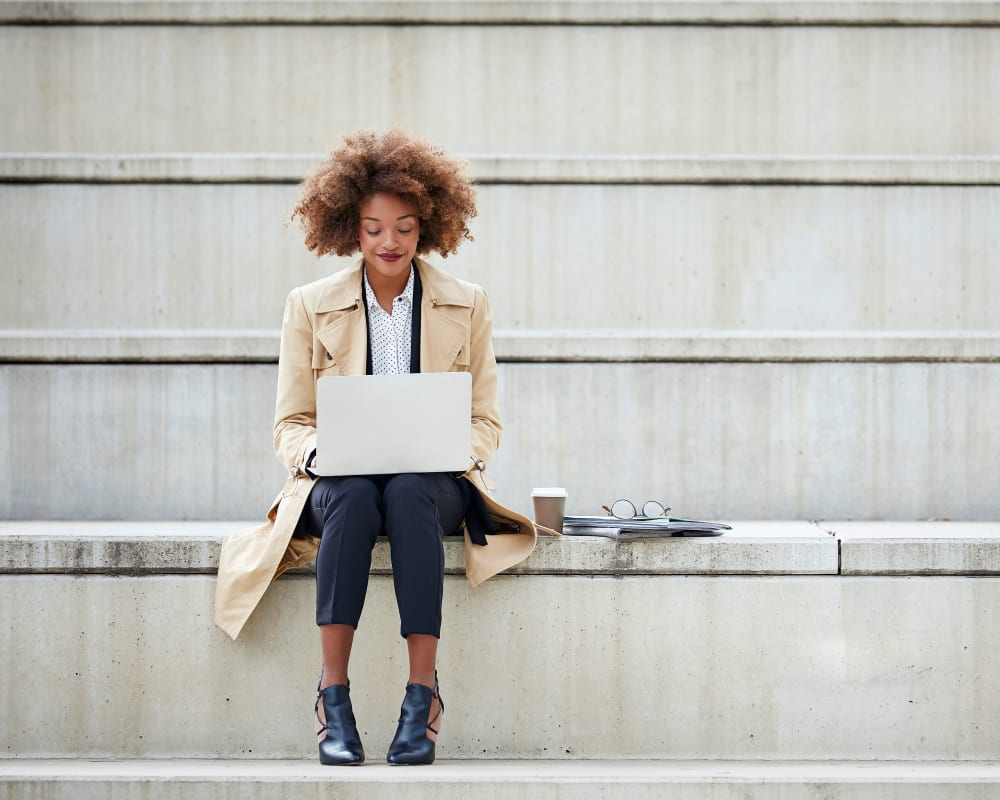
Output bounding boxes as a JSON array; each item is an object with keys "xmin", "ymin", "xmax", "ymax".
[
  {"xmin": 406, "ymin": 633, "xmax": 441, "ymax": 742},
  {"xmin": 297, "ymin": 476, "xmax": 383, "ymax": 765},
  {"xmin": 320, "ymin": 625, "xmax": 355, "ymax": 688},
  {"xmin": 382, "ymin": 473, "xmax": 466, "ymax": 748},
  {"xmin": 381, "ymin": 472, "xmax": 466, "ymax": 643},
  {"xmin": 297, "ymin": 476, "xmax": 384, "ymax": 685},
  {"xmin": 406, "ymin": 634, "xmax": 438, "ymax": 689}
]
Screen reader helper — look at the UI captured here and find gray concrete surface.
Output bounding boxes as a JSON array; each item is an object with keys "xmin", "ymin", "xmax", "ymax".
[
  {"xmin": 0, "ymin": 520, "xmax": 837, "ymax": 575},
  {"xmin": 3, "ymin": 759, "xmax": 1000, "ymax": 800},
  {"xmin": 2, "ymin": 0, "xmax": 997, "ymax": 788},
  {"xmin": 4, "ymin": 0, "xmax": 1000, "ymax": 24},
  {"xmin": 4, "ymin": 331, "xmax": 1000, "ymax": 364},
  {"xmin": 2, "ymin": 362, "xmax": 998, "ymax": 520},
  {"xmin": 4, "ymin": 183, "xmax": 1000, "ymax": 333},
  {"xmin": 1, "ymin": 573, "xmax": 997, "ymax": 758},
  {"xmin": 6, "ymin": 521, "xmax": 1000, "ymax": 577},
  {"xmin": 832, "ymin": 521, "xmax": 1000, "ymax": 575},
  {"xmin": 2, "ymin": 26, "xmax": 998, "ymax": 154},
  {"xmin": 7, "ymin": 154, "xmax": 1000, "ymax": 184}
]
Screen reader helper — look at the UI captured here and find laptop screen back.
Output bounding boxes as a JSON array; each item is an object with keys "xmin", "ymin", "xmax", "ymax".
[{"xmin": 314, "ymin": 372, "xmax": 472, "ymax": 476}]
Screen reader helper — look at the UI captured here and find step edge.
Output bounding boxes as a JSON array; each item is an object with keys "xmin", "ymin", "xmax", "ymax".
[
  {"xmin": 4, "ymin": 154, "xmax": 1000, "ymax": 186},
  {"xmin": 2, "ymin": 1, "xmax": 999, "ymax": 26},
  {"xmin": 3, "ymin": 330, "xmax": 1000, "ymax": 364}
]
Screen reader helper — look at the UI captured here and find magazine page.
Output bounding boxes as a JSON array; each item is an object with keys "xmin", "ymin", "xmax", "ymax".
[{"xmin": 562, "ymin": 517, "xmax": 731, "ymax": 538}]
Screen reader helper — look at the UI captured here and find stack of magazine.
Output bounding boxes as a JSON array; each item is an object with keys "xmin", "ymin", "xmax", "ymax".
[{"xmin": 562, "ymin": 516, "xmax": 731, "ymax": 538}]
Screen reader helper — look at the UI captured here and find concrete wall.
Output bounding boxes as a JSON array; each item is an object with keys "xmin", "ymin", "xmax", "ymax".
[
  {"xmin": 2, "ymin": 571, "xmax": 998, "ymax": 759},
  {"xmin": 2, "ymin": 4, "xmax": 999, "ymax": 796},
  {"xmin": 2, "ymin": 25, "xmax": 999, "ymax": 154},
  {"xmin": 3, "ymin": 181, "xmax": 999, "ymax": 332},
  {"xmin": 2, "ymin": 5, "xmax": 998, "ymax": 524},
  {"xmin": 3, "ymin": 361, "xmax": 999, "ymax": 520}
]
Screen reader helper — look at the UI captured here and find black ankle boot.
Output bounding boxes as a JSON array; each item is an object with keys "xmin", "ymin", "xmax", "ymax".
[
  {"xmin": 315, "ymin": 683, "xmax": 365, "ymax": 765},
  {"xmin": 386, "ymin": 676, "xmax": 443, "ymax": 765}
]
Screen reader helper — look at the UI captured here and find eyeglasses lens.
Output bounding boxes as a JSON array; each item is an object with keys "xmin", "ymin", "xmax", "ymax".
[
  {"xmin": 642, "ymin": 501, "xmax": 666, "ymax": 518},
  {"xmin": 610, "ymin": 499, "xmax": 637, "ymax": 519}
]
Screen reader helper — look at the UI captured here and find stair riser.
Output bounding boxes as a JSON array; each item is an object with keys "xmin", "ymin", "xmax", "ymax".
[
  {"xmin": 3, "ymin": 26, "xmax": 998, "ymax": 153},
  {"xmin": 4, "ymin": 183, "xmax": 999, "ymax": 333},
  {"xmin": 2, "ymin": 574, "xmax": 997, "ymax": 759},
  {"xmin": 3, "ymin": 362, "xmax": 999, "ymax": 520}
]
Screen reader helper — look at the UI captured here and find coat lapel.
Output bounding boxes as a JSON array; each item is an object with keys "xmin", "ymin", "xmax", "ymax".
[
  {"xmin": 417, "ymin": 258, "xmax": 473, "ymax": 373},
  {"xmin": 315, "ymin": 310, "xmax": 366, "ymax": 376},
  {"xmin": 313, "ymin": 262, "xmax": 367, "ymax": 376}
]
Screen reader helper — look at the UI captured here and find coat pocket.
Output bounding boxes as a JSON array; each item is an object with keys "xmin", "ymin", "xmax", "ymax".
[
  {"xmin": 453, "ymin": 340, "xmax": 471, "ymax": 369},
  {"xmin": 312, "ymin": 343, "xmax": 347, "ymax": 377}
]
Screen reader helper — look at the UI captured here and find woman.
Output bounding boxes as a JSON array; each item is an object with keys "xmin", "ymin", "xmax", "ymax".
[{"xmin": 214, "ymin": 130, "xmax": 541, "ymax": 766}]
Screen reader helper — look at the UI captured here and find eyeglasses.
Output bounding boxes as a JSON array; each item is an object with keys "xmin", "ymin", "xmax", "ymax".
[{"xmin": 601, "ymin": 499, "xmax": 672, "ymax": 520}]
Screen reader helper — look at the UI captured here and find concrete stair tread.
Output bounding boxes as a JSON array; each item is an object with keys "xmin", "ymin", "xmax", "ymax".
[
  {"xmin": 833, "ymin": 522, "xmax": 1000, "ymax": 575},
  {"xmin": 4, "ymin": 153, "xmax": 1000, "ymax": 185},
  {"xmin": 832, "ymin": 521, "xmax": 1000, "ymax": 542},
  {"xmin": 4, "ymin": 758, "xmax": 1000, "ymax": 783},
  {"xmin": 5, "ymin": 330, "xmax": 1000, "ymax": 363},
  {"xmin": 3, "ymin": 520, "xmax": 998, "ymax": 575},
  {"xmin": 0, "ymin": 519, "xmax": 825, "ymax": 537},
  {"xmin": 0, "ymin": 520, "xmax": 837, "ymax": 575},
  {"xmin": 3, "ymin": 1, "xmax": 998, "ymax": 25},
  {"xmin": 6, "ymin": 760, "xmax": 1000, "ymax": 798}
]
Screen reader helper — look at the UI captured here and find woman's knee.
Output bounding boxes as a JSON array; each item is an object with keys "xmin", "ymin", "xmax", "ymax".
[
  {"xmin": 383, "ymin": 473, "xmax": 451, "ymax": 507},
  {"xmin": 311, "ymin": 476, "xmax": 381, "ymax": 511}
]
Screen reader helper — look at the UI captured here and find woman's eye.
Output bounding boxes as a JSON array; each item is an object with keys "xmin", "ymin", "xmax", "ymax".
[
  {"xmin": 398, "ymin": 228, "xmax": 413, "ymax": 235},
  {"xmin": 365, "ymin": 230, "xmax": 380, "ymax": 236}
]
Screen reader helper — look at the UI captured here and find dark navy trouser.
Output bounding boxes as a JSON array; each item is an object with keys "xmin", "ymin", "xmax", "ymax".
[{"xmin": 294, "ymin": 473, "xmax": 467, "ymax": 638}]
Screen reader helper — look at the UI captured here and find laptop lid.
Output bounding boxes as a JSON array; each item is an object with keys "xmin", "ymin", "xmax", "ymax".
[{"xmin": 314, "ymin": 372, "xmax": 472, "ymax": 476}]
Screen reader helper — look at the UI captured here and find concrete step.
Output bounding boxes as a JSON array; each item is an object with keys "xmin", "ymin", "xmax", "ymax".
[
  {"xmin": 2, "ymin": 759, "xmax": 1000, "ymax": 800},
  {"xmin": 2, "ymin": 25, "xmax": 997, "ymax": 154},
  {"xmin": 9, "ymin": 153, "xmax": 1000, "ymax": 184},
  {"xmin": 3, "ymin": 175, "xmax": 1000, "ymax": 333},
  {"xmin": 4, "ymin": 331, "xmax": 1000, "ymax": 364},
  {"xmin": 498, "ymin": 332, "xmax": 1000, "ymax": 364},
  {"xmin": 1, "ymin": 522, "xmax": 998, "ymax": 760},
  {"xmin": 2, "ymin": 361, "xmax": 999, "ymax": 520},
  {"xmin": 0, "ymin": 520, "xmax": 840, "ymax": 576},
  {"xmin": 5, "ymin": 520, "xmax": 999, "ymax": 576},
  {"xmin": 4, "ymin": 1, "xmax": 998, "ymax": 25}
]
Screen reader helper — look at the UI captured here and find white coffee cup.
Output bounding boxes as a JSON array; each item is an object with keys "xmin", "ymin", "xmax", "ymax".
[{"xmin": 531, "ymin": 487, "xmax": 567, "ymax": 534}]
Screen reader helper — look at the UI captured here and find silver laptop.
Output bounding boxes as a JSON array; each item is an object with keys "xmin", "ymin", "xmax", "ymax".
[{"xmin": 314, "ymin": 372, "xmax": 472, "ymax": 476}]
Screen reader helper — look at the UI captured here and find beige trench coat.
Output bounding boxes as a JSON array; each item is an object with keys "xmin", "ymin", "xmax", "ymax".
[{"xmin": 214, "ymin": 258, "xmax": 542, "ymax": 639}]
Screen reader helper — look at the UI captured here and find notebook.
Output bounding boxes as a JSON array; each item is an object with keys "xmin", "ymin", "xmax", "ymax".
[{"xmin": 314, "ymin": 372, "xmax": 472, "ymax": 476}]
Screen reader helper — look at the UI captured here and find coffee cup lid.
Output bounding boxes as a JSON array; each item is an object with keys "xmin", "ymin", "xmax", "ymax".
[{"xmin": 531, "ymin": 487, "xmax": 567, "ymax": 497}]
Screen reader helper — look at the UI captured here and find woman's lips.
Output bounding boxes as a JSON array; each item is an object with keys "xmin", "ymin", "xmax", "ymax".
[{"xmin": 378, "ymin": 253, "xmax": 403, "ymax": 262}]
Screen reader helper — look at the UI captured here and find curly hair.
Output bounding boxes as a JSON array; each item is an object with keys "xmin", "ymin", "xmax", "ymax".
[{"xmin": 290, "ymin": 129, "xmax": 478, "ymax": 258}]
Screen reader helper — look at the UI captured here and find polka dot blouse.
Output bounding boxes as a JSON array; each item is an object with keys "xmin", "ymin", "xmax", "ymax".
[{"xmin": 363, "ymin": 265, "xmax": 415, "ymax": 375}]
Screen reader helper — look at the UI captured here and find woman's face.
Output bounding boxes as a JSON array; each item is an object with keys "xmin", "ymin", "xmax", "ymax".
[{"xmin": 358, "ymin": 193, "xmax": 421, "ymax": 282}]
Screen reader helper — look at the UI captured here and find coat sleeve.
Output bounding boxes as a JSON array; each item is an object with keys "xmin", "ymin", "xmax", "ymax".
[
  {"xmin": 273, "ymin": 286, "xmax": 318, "ymax": 470},
  {"xmin": 468, "ymin": 285, "xmax": 503, "ymax": 468}
]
